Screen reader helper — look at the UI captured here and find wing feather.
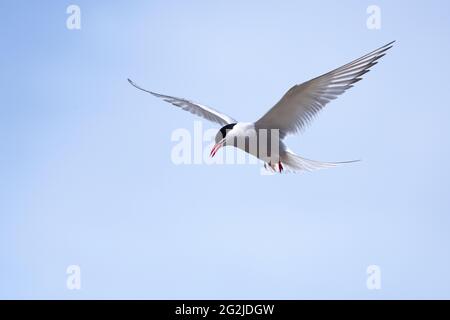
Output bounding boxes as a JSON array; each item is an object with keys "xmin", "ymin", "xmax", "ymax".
[
  {"xmin": 255, "ymin": 41, "xmax": 395, "ymax": 138},
  {"xmin": 128, "ymin": 79, "xmax": 237, "ymax": 126}
]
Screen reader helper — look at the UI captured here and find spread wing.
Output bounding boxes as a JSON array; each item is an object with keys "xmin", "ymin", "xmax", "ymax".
[
  {"xmin": 255, "ymin": 41, "xmax": 395, "ymax": 138},
  {"xmin": 128, "ymin": 79, "xmax": 237, "ymax": 126}
]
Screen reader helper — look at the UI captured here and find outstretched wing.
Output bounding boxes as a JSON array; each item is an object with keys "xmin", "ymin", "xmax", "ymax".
[
  {"xmin": 128, "ymin": 79, "xmax": 237, "ymax": 126},
  {"xmin": 255, "ymin": 41, "xmax": 395, "ymax": 138}
]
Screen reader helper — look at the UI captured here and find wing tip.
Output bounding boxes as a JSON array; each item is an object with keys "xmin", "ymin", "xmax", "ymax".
[
  {"xmin": 127, "ymin": 78, "xmax": 139, "ymax": 88},
  {"xmin": 386, "ymin": 40, "xmax": 396, "ymax": 46},
  {"xmin": 127, "ymin": 78, "xmax": 159, "ymax": 97},
  {"xmin": 338, "ymin": 159, "xmax": 362, "ymax": 164},
  {"xmin": 381, "ymin": 40, "xmax": 396, "ymax": 52}
]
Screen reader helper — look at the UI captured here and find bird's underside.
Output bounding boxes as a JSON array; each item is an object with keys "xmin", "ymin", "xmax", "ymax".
[{"xmin": 128, "ymin": 41, "xmax": 394, "ymax": 173}]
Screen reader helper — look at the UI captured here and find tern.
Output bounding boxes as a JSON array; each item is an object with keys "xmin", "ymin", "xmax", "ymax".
[{"xmin": 128, "ymin": 41, "xmax": 394, "ymax": 173}]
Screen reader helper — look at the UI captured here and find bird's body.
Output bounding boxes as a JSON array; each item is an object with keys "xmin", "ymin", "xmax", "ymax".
[
  {"xmin": 214, "ymin": 122, "xmax": 286, "ymax": 170},
  {"xmin": 129, "ymin": 41, "xmax": 394, "ymax": 173},
  {"xmin": 212, "ymin": 122, "xmax": 348, "ymax": 173}
]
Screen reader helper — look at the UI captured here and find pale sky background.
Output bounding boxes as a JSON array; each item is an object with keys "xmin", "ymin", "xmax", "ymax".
[{"xmin": 1, "ymin": 0, "xmax": 450, "ymax": 299}]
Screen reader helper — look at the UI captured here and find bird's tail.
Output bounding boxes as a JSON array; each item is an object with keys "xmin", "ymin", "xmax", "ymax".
[{"xmin": 280, "ymin": 151, "xmax": 360, "ymax": 173}]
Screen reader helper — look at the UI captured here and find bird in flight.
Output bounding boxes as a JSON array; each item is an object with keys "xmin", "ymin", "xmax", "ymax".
[{"xmin": 128, "ymin": 41, "xmax": 394, "ymax": 173}]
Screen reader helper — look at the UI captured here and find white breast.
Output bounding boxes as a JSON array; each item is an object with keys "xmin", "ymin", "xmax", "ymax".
[{"xmin": 228, "ymin": 122, "xmax": 285, "ymax": 163}]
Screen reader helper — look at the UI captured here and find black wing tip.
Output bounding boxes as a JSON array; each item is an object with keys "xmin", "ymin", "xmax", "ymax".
[
  {"xmin": 382, "ymin": 40, "xmax": 396, "ymax": 51},
  {"xmin": 127, "ymin": 78, "xmax": 157, "ymax": 96},
  {"xmin": 127, "ymin": 78, "xmax": 145, "ymax": 92},
  {"xmin": 366, "ymin": 41, "xmax": 395, "ymax": 59},
  {"xmin": 382, "ymin": 40, "xmax": 396, "ymax": 47},
  {"xmin": 339, "ymin": 159, "xmax": 362, "ymax": 164},
  {"xmin": 127, "ymin": 78, "xmax": 137, "ymax": 86}
]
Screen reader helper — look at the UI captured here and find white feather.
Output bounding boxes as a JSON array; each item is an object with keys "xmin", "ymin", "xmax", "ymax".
[
  {"xmin": 255, "ymin": 41, "xmax": 395, "ymax": 138},
  {"xmin": 127, "ymin": 79, "xmax": 237, "ymax": 126}
]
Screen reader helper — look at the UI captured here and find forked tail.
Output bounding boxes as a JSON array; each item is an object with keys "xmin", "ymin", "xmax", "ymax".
[{"xmin": 280, "ymin": 151, "xmax": 360, "ymax": 173}]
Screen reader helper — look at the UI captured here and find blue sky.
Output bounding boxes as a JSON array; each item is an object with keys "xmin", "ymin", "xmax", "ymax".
[{"xmin": 1, "ymin": 0, "xmax": 450, "ymax": 299}]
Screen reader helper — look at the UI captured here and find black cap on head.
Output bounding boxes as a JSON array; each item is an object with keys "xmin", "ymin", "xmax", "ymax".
[{"xmin": 215, "ymin": 123, "xmax": 237, "ymax": 143}]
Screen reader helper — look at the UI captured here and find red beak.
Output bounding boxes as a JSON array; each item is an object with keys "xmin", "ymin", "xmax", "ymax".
[{"xmin": 210, "ymin": 139, "xmax": 225, "ymax": 157}]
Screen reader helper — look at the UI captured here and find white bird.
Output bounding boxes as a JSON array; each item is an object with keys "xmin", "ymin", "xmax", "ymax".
[{"xmin": 128, "ymin": 41, "xmax": 394, "ymax": 173}]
